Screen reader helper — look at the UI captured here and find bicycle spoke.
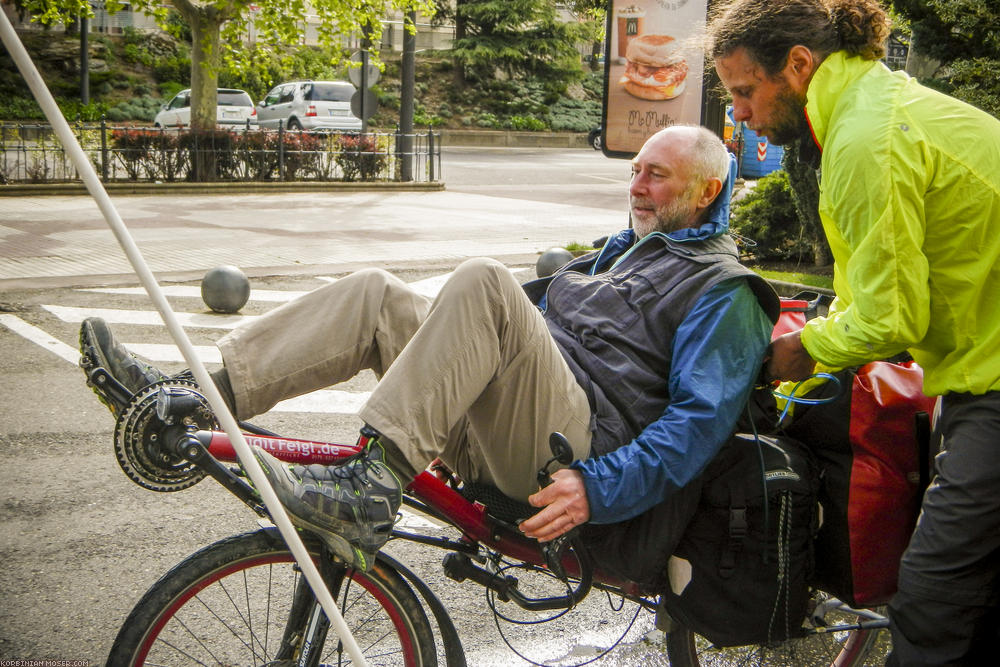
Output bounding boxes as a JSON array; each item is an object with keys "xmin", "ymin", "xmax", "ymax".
[{"xmin": 109, "ymin": 531, "xmax": 434, "ymax": 666}]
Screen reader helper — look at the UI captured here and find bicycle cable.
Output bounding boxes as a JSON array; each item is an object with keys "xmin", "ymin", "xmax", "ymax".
[
  {"xmin": 771, "ymin": 371, "xmax": 843, "ymax": 427},
  {"xmin": 485, "ymin": 557, "xmax": 645, "ymax": 666}
]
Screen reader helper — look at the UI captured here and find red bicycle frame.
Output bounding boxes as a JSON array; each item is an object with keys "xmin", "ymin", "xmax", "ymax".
[{"xmin": 204, "ymin": 429, "xmax": 646, "ymax": 598}]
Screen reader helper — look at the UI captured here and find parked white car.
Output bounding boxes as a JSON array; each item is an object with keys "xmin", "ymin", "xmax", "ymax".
[
  {"xmin": 153, "ymin": 89, "xmax": 258, "ymax": 129},
  {"xmin": 256, "ymin": 80, "xmax": 362, "ymax": 131}
]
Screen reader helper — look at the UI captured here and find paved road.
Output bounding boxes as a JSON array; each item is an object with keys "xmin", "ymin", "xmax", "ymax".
[
  {"xmin": 0, "ymin": 147, "xmax": 675, "ymax": 665},
  {"xmin": 0, "ymin": 146, "xmax": 631, "ymax": 288}
]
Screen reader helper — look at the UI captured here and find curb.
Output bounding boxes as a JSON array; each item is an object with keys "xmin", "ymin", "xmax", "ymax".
[
  {"xmin": 0, "ymin": 180, "xmax": 446, "ymax": 197},
  {"xmin": 438, "ymin": 130, "xmax": 589, "ymax": 149}
]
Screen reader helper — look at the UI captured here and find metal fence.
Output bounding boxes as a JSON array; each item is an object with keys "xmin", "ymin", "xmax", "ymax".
[{"xmin": 0, "ymin": 121, "xmax": 442, "ymax": 185}]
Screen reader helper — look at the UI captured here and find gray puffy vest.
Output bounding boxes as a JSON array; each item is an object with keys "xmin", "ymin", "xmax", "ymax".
[{"xmin": 531, "ymin": 233, "xmax": 778, "ymax": 456}]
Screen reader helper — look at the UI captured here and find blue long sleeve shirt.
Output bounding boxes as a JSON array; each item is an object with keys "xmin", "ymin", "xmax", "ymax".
[{"xmin": 573, "ymin": 277, "xmax": 773, "ymax": 523}]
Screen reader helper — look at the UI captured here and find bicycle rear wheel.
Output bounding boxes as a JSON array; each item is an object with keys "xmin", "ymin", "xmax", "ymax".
[
  {"xmin": 107, "ymin": 528, "xmax": 437, "ymax": 666},
  {"xmin": 664, "ymin": 594, "xmax": 887, "ymax": 666}
]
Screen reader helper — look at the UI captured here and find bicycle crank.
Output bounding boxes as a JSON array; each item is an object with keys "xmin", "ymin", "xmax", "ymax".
[{"xmin": 113, "ymin": 379, "xmax": 218, "ymax": 492}]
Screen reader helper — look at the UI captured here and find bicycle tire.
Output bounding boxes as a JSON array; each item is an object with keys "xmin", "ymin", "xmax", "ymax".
[
  {"xmin": 106, "ymin": 528, "xmax": 437, "ymax": 666},
  {"xmin": 664, "ymin": 597, "xmax": 887, "ymax": 666}
]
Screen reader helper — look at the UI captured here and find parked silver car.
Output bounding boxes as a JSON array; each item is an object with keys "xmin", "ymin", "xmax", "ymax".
[
  {"xmin": 153, "ymin": 88, "xmax": 258, "ymax": 129},
  {"xmin": 256, "ymin": 80, "xmax": 362, "ymax": 131}
]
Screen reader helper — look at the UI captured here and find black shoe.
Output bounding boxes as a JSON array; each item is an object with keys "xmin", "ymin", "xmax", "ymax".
[
  {"xmin": 253, "ymin": 438, "xmax": 403, "ymax": 571},
  {"xmin": 79, "ymin": 317, "xmax": 168, "ymax": 416}
]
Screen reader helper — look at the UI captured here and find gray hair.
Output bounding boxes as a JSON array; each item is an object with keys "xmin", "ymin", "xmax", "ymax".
[{"xmin": 685, "ymin": 124, "xmax": 732, "ymax": 186}]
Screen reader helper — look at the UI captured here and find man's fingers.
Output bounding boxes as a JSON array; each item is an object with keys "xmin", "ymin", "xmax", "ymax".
[
  {"xmin": 520, "ymin": 501, "xmax": 560, "ymax": 534},
  {"xmin": 520, "ymin": 505, "xmax": 577, "ymax": 541}
]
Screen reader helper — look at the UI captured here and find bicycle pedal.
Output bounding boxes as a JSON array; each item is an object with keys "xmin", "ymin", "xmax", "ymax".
[{"xmin": 84, "ymin": 365, "xmax": 133, "ymax": 415}]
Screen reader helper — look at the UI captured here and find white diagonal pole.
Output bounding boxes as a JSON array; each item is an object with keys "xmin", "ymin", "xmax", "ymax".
[{"xmin": 0, "ymin": 15, "xmax": 370, "ymax": 666}]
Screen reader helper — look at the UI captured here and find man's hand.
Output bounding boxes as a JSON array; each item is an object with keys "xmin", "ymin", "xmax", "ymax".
[
  {"xmin": 767, "ymin": 330, "xmax": 817, "ymax": 382},
  {"xmin": 519, "ymin": 468, "xmax": 590, "ymax": 542}
]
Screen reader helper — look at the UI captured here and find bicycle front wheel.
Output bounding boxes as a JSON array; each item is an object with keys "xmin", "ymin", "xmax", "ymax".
[{"xmin": 107, "ymin": 528, "xmax": 437, "ymax": 666}]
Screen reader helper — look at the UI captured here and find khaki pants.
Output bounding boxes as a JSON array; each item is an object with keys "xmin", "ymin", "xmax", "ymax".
[{"xmin": 217, "ymin": 258, "xmax": 592, "ymax": 501}]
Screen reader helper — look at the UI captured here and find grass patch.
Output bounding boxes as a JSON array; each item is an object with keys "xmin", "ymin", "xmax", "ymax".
[
  {"xmin": 565, "ymin": 241, "xmax": 596, "ymax": 254},
  {"xmin": 752, "ymin": 267, "xmax": 833, "ymax": 291}
]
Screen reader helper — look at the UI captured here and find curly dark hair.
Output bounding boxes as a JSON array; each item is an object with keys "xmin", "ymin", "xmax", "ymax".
[{"xmin": 706, "ymin": 0, "xmax": 891, "ymax": 75}]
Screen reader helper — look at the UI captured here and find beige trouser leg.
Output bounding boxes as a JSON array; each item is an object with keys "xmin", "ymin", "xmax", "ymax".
[
  {"xmin": 217, "ymin": 268, "xmax": 431, "ymax": 419},
  {"xmin": 361, "ymin": 258, "xmax": 592, "ymax": 501}
]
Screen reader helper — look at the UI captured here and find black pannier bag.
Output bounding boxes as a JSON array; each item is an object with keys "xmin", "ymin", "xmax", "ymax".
[{"xmin": 659, "ymin": 433, "xmax": 820, "ymax": 647}]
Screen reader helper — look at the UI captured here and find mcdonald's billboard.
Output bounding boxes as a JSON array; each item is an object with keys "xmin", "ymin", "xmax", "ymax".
[{"xmin": 600, "ymin": 0, "xmax": 709, "ymax": 158}]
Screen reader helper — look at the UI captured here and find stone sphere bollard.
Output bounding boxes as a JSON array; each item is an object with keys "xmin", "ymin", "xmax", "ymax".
[
  {"xmin": 536, "ymin": 247, "xmax": 574, "ymax": 278},
  {"xmin": 201, "ymin": 265, "xmax": 251, "ymax": 313}
]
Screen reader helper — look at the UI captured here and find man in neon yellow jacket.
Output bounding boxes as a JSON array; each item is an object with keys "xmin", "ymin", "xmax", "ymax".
[{"xmin": 709, "ymin": 0, "xmax": 1000, "ymax": 663}]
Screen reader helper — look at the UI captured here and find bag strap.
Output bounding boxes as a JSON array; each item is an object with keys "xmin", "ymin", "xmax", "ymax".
[{"xmin": 719, "ymin": 480, "xmax": 748, "ymax": 579}]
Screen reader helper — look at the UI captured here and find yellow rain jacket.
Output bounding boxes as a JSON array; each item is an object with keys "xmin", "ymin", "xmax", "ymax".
[{"xmin": 800, "ymin": 52, "xmax": 1000, "ymax": 396}]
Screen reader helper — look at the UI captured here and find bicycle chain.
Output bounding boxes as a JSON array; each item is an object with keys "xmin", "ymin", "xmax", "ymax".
[{"xmin": 113, "ymin": 379, "xmax": 217, "ymax": 492}]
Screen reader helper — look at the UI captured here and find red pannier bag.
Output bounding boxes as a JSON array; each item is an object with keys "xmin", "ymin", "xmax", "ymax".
[{"xmin": 781, "ymin": 358, "xmax": 937, "ymax": 607}]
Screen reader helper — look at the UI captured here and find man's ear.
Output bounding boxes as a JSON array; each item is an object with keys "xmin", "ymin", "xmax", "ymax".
[
  {"xmin": 784, "ymin": 45, "xmax": 817, "ymax": 92},
  {"xmin": 697, "ymin": 177, "xmax": 725, "ymax": 210}
]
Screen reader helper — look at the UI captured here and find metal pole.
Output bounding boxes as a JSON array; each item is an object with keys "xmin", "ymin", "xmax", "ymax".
[
  {"xmin": 399, "ymin": 11, "xmax": 415, "ymax": 182},
  {"xmin": 99, "ymin": 116, "xmax": 108, "ymax": 181},
  {"xmin": 360, "ymin": 22, "xmax": 372, "ymax": 136},
  {"xmin": 80, "ymin": 14, "xmax": 89, "ymax": 105},
  {"xmin": 428, "ymin": 130, "xmax": 435, "ymax": 182},
  {"xmin": 0, "ymin": 14, "xmax": 370, "ymax": 667},
  {"xmin": 278, "ymin": 120, "xmax": 285, "ymax": 181}
]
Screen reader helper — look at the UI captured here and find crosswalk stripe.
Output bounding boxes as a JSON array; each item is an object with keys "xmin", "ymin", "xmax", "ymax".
[
  {"xmin": 0, "ymin": 314, "xmax": 80, "ymax": 364},
  {"xmin": 127, "ymin": 343, "xmax": 222, "ymax": 364},
  {"xmin": 42, "ymin": 305, "xmax": 254, "ymax": 330},
  {"xmin": 271, "ymin": 389, "xmax": 371, "ymax": 414},
  {"xmin": 77, "ymin": 286, "xmax": 312, "ymax": 302}
]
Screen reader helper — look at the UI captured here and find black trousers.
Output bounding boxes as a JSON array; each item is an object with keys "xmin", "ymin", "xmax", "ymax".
[{"xmin": 888, "ymin": 391, "xmax": 1000, "ymax": 666}]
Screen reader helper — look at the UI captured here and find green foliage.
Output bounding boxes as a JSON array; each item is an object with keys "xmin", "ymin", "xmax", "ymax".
[
  {"xmin": 123, "ymin": 42, "xmax": 155, "ymax": 67},
  {"xmin": 943, "ymin": 58, "xmax": 1000, "ymax": 118},
  {"xmin": 0, "ymin": 97, "xmax": 45, "ymax": 121},
  {"xmin": 891, "ymin": 0, "xmax": 1000, "ymax": 118},
  {"xmin": 730, "ymin": 171, "xmax": 816, "ymax": 263},
  {"xmin": 0, "ymin": 96, "xmax": 108, "ymax": 122},
  {"xmin": 452, "ymin": 0, "xmax": 585, "ymax": 97},
  {"xmin": 548, "ymin": 97, "xmax": 601, "ymax": 132},
  {"xmin": 107, "ymin": 95, "xmax": 161, "ymax": 122},
  {"xmin": 751, "ymin": 268, "xmax": 833, "ymax": 291},
  {"xmin": 158, "ymin": 81, "xmax": 187, "ymax": 99},
  {"xmin": 565, "ymin": 241, "xmax": 596, "ymax": 253},
  {"xmin": 152, "ymin": 52, "xmax": 191, "ymax": 87},
  {"xmin": 60, "ymin": 99, "xmax": 111, "ymax": 122},
  {"xmin": 414, "ymin": 105, "xmax": 447, "ymax": 127},
  {"xmin": 506, "ymin": 115, "xmax": 546, "ymax": 131}
]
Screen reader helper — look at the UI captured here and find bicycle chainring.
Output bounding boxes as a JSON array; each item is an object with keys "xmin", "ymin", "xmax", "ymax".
[{"xmin": 113, "ymin": 379, "xmax": 218, "ymax": 492}]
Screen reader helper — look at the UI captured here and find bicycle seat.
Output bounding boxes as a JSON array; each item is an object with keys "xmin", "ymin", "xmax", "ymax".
[{"xmin": 460, "ymin": 481, "xmax": 537, "ymax": 524}]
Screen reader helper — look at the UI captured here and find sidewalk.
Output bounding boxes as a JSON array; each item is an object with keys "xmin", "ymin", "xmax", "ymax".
[{"xmin": 0, "ymin": 187, "xmax": 621, "ymax": 290}]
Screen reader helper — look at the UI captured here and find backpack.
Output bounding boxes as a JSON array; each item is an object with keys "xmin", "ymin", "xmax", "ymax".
[{"xmin": 659, "ymin": 433, "xmax": 820, "ymax": 647}]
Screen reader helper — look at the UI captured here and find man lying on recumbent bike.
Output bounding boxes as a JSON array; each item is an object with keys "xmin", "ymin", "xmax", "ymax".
[{"xmin": 79, "ymin": 124, "xmax": 779, "ymax": 578}]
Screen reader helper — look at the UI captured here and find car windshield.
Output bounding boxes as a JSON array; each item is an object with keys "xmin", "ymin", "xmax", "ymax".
[
  {"xmin": 218, "ymin": 91, "xmax": 253, "ymax": 106},
  {"xmin": 305, "ymin": 83, "xmax": 354, "ymax": 102}
]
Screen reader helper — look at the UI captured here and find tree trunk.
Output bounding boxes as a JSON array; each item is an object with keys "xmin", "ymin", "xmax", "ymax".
[
  {"xmin": 781, "ymin": 141, "xmax": 831, "ymax": 267},
  {"xmin": 904, "ymin": 33, "xmax": 941, "ymax": 81},
  {"xmin": 189, "ymin": 7, "xmax": 223, "ymax": 131},
  {"xmin": 590, "ymin": 40, "xmax": 602, "ymax": 71},
  {"xmin": 184, "ymin": 5, "xmax": 226, "ymax": 181},
  {"xmin": 452, "ymin": 0, "xmax": 467, "ymax": 88}
]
